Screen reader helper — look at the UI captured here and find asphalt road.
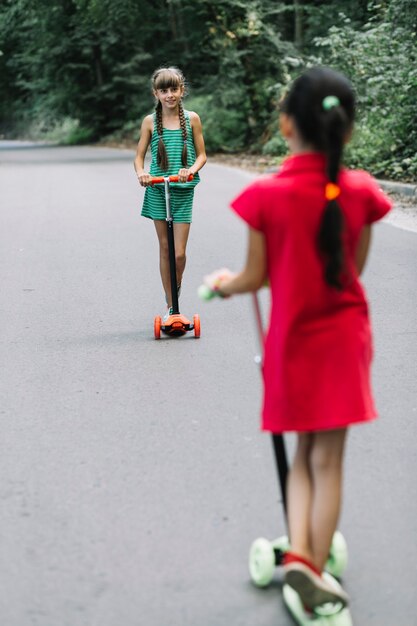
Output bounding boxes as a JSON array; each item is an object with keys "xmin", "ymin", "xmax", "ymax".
[{"xmin": 0, "ymin": 144, "xmax": 416, "ymax": 626}]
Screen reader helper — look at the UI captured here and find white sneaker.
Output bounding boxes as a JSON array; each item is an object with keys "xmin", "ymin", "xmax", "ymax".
[{"xmin": 163, "ymin": 307, "xmax": 173, "ymax": 323}]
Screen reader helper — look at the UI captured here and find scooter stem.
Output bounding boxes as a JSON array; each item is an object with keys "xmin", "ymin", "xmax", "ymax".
[{"xmin": 164, "ymin": 177, "xmax": 179, "ymax": 315}]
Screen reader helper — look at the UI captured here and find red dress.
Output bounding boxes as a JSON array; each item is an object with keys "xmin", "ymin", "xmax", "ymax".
[{"xmin": 231, "ymin": 153, "xmax": 392, "ymax": 433}]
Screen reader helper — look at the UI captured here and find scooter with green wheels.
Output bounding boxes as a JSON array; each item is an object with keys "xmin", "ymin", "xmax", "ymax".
[
  {"xmin": 198, "ymin": 283, "xmax": 352, "ymax": 625},
  {"xmin": 150, "ymin": 175, "xmax": 200, "ymax": 339}
]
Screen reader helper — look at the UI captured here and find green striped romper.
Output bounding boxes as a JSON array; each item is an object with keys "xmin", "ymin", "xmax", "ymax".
[{"xmin": 141, "ymin": 110, "xmax": 200, "ymax": 223}]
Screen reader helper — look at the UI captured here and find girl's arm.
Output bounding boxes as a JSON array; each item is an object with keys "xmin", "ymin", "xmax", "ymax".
[
  {"xmin": 206, "ymin": 228, "xmax": 267, "ymax": 296},
  {"xmin": 178, "ymin": 111, "xmax": 207, "ymax": 182},
  {"xmin": 134, "ymin": 115, "xmax": 153, "ymax": 186},
  {"xmin": 355, "ymin": 225, "xmax": 372, "ymax": 275}
]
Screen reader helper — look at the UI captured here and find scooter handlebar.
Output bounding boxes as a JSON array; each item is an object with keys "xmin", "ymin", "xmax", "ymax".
[
  {"xmin": 197, "ymin": 283, "xmax": 231, "ymax": 301},
  {"xmin": 197, "ymin": 284, "xmax": 220, "ymax": 301},
  {"xmin": 198, "ymin": 279, "xmax": 269, "ymax": 301},
  {"xmin": 149, "ymin": 174, "xmax": 194, "ymax": 185}
]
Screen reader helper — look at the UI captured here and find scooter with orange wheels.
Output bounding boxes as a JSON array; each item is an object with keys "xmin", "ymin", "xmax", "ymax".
[
  {"xmin": 198, "ymin": 283, "xmax": 352, "ymax": 625},
  {"xmin": 151, "ymin": 175, "xmax": 200, "ymax": 339}
]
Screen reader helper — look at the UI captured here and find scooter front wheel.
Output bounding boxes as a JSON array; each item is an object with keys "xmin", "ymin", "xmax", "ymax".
[
  {"xmin": 193, "ymin": 314, "xmax": 201, "ymax": 338},
  {"xmin": 154, "ymin": 316, "xmax": 162, "ymax": 340}
]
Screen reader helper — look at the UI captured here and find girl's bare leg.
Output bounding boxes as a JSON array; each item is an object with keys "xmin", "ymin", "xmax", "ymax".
[
  {"xmin": 287, "ymin": 433, "xmax": 315, "ymax": 562},
  {"xmin": 309, "ymin": 428, "xmax": 348, "ymax": 571},
  {"xmin": 153, "ymin": 220, "xmax": 190, "ymax": 307},
  {"xmin": 287, "ymin": 428, "xmax": 347, "ymax": 572},
  {"xmin": 173, "ymin": 222, "xmax": 190, "ymax": 287},
  {"xmin": 153, "ymin": 220, "xmax": 171, "ymax": 305}
]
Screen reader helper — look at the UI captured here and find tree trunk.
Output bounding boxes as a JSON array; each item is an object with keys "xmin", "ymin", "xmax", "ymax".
[
  {"xmin": 294, "ymin": 0, "xmax": 303, "ymax": 50},
  {"xmin": 177, "ymin": 8, "xmax": 190, "ymax": 55},
  {"xmin": 168, "ymin": 0, "xmax": 178, "ymax": 40},
  {"xmin": 92, "ymin": 43, "xmax": 103, "ymax": 87}
]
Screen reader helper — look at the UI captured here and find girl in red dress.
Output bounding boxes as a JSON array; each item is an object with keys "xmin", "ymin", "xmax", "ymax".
[{"xmin": 204, "ymin": 67, "xmax": 391, "ymax": 610}]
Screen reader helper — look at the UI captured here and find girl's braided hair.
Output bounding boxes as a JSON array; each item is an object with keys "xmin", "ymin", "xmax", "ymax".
[
  {"xmin": 281, "ymin": 67, "xmax": 355, "ymax": 290},
  {"xmin": 152, "ymin": 67, "xmax": 188, "ymax": 172}
]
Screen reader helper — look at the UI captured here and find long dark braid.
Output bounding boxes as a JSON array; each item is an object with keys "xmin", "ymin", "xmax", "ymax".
[
  {"xmin": 318, "ymin": 102, "xmax": 349, "ymax": 289},
  {"xmin": 281, "ymin": 67, "xmax": 355, "ymax": 290},
  {"xmin": 178, "ymin": 101, "xmax": 188, "ymax": 167},
  {"xmin": 155, "ymin": 100, "xmax": 169, "ymax": 171}
]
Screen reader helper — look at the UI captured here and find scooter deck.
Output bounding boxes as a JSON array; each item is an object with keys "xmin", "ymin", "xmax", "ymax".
[
  {"xmin": 161, "ymin": 313, "xmax": 193, "ymax": 336},
  {"xmin": 283, "ymin": 574, "xmax": 352, "ymax": 626}
]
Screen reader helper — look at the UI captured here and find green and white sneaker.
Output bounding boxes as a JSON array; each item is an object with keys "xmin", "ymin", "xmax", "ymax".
[
  {"xmin": 163, "ymin": 307, "xmax": 173, "ymax": 323},
  {"xmin": 283, "ymin": 573, "xmax": 352, "ymax": 625}
]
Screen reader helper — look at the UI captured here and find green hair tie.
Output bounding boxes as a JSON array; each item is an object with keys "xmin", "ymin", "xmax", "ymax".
[{"xmin": 322, "ymin": 95, "xmax": 340, "ymax": 111}]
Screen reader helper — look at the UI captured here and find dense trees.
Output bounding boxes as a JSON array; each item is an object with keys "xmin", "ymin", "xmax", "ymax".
[{"xmin": 0, "ymin": 0, "xmax": 415, "ymax": 179}]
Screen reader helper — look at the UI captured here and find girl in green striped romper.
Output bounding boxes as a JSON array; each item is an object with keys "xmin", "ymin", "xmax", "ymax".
[{"xmin": 134, "ymin": 67, "xmax": 207, "ymax": 319}]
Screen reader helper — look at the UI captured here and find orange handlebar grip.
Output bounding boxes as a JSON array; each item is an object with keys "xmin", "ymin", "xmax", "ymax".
[{"xmin": 149, "ymin": 174, "xmax": 194, "ymax": 185}]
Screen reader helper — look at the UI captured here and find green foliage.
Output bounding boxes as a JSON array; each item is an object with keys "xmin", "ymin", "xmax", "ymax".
[
  {"xmin": 0, "ymin": 0, "xmax": 415, "ymax": 180},
  {"xmin": 300, "ymin": 0, "xmax": 371, "ymax": 49},
  {"xmin": 262, "ymin": 132, "xmax": 288, "ymax": 157},
  {"xmin": 48, "ymin": 118, "xmax": 95, "ymax": 145},
  {"xmin": 312, "ymin": 16, "xmax": 417, "ymax": 180},
  {"xmin": 258, "ymin": 8, "xmax": 417, "ymax": 181},
  {"xmin": 186, "ymin": 94, "xmax": 249, "ymax": 153},
  {"xmin": 0, "ymin": 0, "xmax": 151, "ymax": 139}
]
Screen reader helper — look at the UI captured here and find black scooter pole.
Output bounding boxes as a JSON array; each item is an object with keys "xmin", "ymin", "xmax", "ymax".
[
  {"xmin": 272, "ymin": 433, "xmax": 289, "ymax": 518},
  {"xmin": 252, "ymin": 293, "xmax": 289, "ymax": 524},
  {"xmin": 164, "ymin": 178, "xmax": 179, "ymax": 315}
]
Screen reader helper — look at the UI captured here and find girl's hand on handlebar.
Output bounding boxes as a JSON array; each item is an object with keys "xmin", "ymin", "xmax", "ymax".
[
  {"xmin": 178, "ymin": 168, "xmax": 193, "ymax": 183},
  {"xmin": 203, "ymin": 268, "xmax": 235, "ymax": 297},
  {"xmin": 138, "ymin": 172, "xmax": 152, "ymax": 187}
]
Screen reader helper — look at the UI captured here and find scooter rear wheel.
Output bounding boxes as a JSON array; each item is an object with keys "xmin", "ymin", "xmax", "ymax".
[
  {"xmin": 193, "ymin": 314, "xmax": 201, "ymax": 338},
  {"xmin": 154, "ymin": 315, "xmax": 162, "ymax": 339},
  {"xmin": 325, "ymin": 530, "xmax": 348, "ymax": 577},
  {"xmin": 249, "ymin": 538, "xmax": 276, "ymax": 587}
]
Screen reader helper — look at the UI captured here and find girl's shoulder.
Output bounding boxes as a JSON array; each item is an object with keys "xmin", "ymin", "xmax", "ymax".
[
  {"xmin": 141, "ymin": 113, "xmax": 154, "ymax": 130},
  {"xmin": 341, "ymin": 168, "xmax": 375, "ymax": 185},
  {"xmin": 184, "ymin": 110, "xmax": 202, "ymax": 126},
  {"xmin": 340, "ymin": 168, "xmax": 385, "ymax": 197},
  {"xmin": 340, "ymin": 168, "xmax": 392, "ymax": 222}
]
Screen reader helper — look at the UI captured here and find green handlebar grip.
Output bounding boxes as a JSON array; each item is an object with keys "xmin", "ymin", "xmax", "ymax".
[{"xmin": 197, "ymin": 284, "xmax": 217, "ymax": 300}]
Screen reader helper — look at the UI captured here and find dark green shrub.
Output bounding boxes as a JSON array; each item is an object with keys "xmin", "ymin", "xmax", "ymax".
[
  {"xmin": 313, "ymin": 17, "xmax": 417, "ymax": 181},
  {"xmin": 186, "ymin": 93, "xmax": 249, "ymax": 153}
]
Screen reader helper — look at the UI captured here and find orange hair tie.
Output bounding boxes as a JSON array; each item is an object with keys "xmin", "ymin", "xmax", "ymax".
[{"xmin": 325, "ymin": 182, "xmax": 341, "ymax": 201}]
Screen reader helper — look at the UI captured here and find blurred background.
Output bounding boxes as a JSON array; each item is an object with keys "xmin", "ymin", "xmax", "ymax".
[{"xmin": 0, "ymin": 0, "xmax": 416, "ymax": 181}]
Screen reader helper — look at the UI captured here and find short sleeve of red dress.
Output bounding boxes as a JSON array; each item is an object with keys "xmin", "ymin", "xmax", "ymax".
[
  {"xmin": 361, "ymin": 172, "xmax": 392, "ymax": 223},
  {"xmin": 230, "ymin": 180, "xmax": 264, "ymax": 232}
]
